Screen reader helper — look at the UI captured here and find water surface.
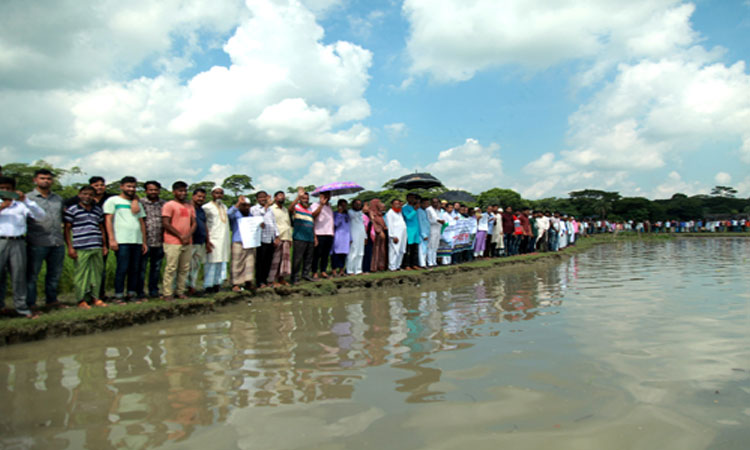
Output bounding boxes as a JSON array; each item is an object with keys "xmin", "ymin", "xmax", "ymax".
[{"xmin": 1, "ymin": 238, "xmax": 748, "ymax": 449}]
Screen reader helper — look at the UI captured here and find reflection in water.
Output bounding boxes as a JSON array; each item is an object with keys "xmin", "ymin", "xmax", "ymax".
[{"xmin": 1, "ymin": 238, "xmax": 748, "ymax": 449}]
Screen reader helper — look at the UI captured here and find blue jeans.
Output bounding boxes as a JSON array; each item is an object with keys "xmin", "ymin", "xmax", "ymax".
[
  {"xmin": 115, "ymin": 244, "xmax": 143, "ymax": 298},
  {"xmin": 139, "ymin": 246, "xmax": 164, "ymax": 297},
  {"xmin": 26, "ymin": 244, "xmax": 65, "ymax": 306},
  {"xmin": 549, "ymin": 232, "xmax": 558, "ymax": 251}
]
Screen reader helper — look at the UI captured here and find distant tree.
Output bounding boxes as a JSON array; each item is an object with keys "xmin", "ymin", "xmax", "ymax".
[
  {"xmin": 381, "ymin": 178, "xmax": 397, "ymax": 189},
  {"xmin": 569, "ymin": 189, "xmax": 621, "ymax": 218},
  {"xmin": 530, "ymin": 197, "xmax": 576, "ymax": 215},
  {"xmin": 710, "ymin": 185, "xmax": 737, "ymax": 198},
  {"xmin": 222, "ymin": 174, "xmax": 254, "ymax": 197},
  {"xmin": 353, "ymin": 189, "xmax": 403, "ymax": 207},
  {"xmin": 286, "ymin": 185, "xmax": 316, "ymax": 194},
  {"xmin": 189, "ymin": 181, "xmax": 216, "ymax": 193},
  {"xmin": 612, "ymin": 197, "xmax": 652, "ymax": 222},
  {"xmin": 476, "ymin": 188, "xmax": 523, "ymax": 209},
  {"xmin": 2, "ymin": 161, "xmax": 82, "ymax": 193}
]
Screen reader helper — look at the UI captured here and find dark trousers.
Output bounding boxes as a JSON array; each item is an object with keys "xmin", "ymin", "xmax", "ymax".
[
  {"xmin": 0, "ymin": 239, "xmax": 30, "ymax": 314},
  {"xmin": 292, "ymin": 240, "xmax": 314, "ymax": 282},
  {"xmin": 362, "ymin": 241, "xmax": 372, "ymax": 273},
  {"xmin": 519, "ymin": 236, "xmax": 528, "ymax": 254},
  {"xmin": 331, "ymin": 253, "xmax": 346, "ymax": 269},
  {"xmin": 139, "ymin": 246, "xmax": 164, "ymax": 297},
  {"xmin": 504, "ymin": 233, "xmax": 512, "ymax": 256},
  {"xmin": 402, "ymin": 243, "xmax": 419, "ymax": 268},
  {"xmin": 26, "ymin": 244, "xmax": 65, "ymax": 306},
  {"xmin": 255, "ymin": 242, "xmax": 275, "ymax": 285},
  {"xmin": 312, "ymin": 235, "xmax": 333, "ymax": 274},
  {"xmin": 115, "ymin": 244, "xmax": 143, "ymax": 298}
]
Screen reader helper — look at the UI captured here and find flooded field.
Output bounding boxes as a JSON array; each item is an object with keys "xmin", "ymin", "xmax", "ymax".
[{"xmin": 1, "ymin": 238, "xmax": 748, "ymax": 449}]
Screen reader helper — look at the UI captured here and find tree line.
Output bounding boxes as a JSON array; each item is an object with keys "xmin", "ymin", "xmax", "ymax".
[{"xmin": 4, "ymin": 162, "xmax": 748, "ymax": 221}]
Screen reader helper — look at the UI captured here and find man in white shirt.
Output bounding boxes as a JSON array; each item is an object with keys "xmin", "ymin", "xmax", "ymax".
[
  {"xmin": 425, "ymin": 198, "xmax": 443, "ymax": 267},
  {"xmin": 0, "ymin": 176, "xmax": 46, "ymax": 318},
  {"xmin": 385, "ymin": 199, "xmax": 407, "ymax": 271}
]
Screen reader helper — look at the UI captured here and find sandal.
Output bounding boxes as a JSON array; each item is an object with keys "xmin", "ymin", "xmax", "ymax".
[
  {"xmin": 92, "ymin": 299, "xmax": 108, "ymax": 307},
  {"xmin": 77, "ymin": 301, "xmax": 91, "ymax": 310}
]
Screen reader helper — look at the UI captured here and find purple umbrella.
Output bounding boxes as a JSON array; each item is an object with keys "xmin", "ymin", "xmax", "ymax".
[{"xmin": 311, "ymin": 181, "xmax": 364, "ymax": 197}]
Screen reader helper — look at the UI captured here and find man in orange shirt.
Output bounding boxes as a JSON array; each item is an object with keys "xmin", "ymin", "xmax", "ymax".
[{"xmin": 161, "ymin": 181, "xmax": 196, "ymax": 300}]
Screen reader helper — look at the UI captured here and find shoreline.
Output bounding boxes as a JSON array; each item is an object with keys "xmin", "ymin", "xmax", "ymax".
[{"xmin": 1, "ymin": 232, "xmax": 747, "ymax": 346}]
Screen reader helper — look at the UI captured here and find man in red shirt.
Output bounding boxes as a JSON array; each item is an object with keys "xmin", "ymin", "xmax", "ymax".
[{"xmin": 161, "ymin": 181, "xmax": 196, "ymax": 300}]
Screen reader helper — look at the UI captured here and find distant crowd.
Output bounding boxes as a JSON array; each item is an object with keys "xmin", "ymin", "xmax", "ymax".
[{"xmin": 0, "ymin": 169, "xmax": 747, "ymax": 319}]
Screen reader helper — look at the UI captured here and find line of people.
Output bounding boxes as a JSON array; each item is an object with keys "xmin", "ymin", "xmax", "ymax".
[{"xmin": 0, "ymin": 172, "xmax": 592, "ymax": 319}]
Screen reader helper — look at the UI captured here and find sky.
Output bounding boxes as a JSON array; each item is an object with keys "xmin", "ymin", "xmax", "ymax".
[{"xmin": 1, "ymin": 0, "xmax": 749, "ymax": 199}]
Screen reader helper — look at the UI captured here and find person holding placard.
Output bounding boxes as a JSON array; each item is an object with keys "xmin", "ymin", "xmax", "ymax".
[{"xmin": 228, "ymin": 195, "xmax": 256, "ymax": 292}]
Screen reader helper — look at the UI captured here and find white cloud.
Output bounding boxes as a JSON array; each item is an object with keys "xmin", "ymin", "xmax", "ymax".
[
  {"xmin": 424, "ymin": 138, "xmax": 502, "ymax": 193},
  {"xmin": 0, "ymin": 0, "xmax": 374, "ymax": 184},
  {"xmin": 64, "ymin": 148, "xmax": 203, "ymax": 186},
  {"xmin": 653, "ymin": 171, "xmax": 705, "ymax": 198},
  {"xmin": 402, "ymin": 0, "xmax": 696, "ymax": 83},
  {"xmin": 0, "ymin": 0, "xmax": 247, "ymax": 89},
  {"xmin": 384, "ymin": 122, "xmax": 407, "ymax": 138},
  {"xmin": 714, "ymin": 172, "xmax": 732, "ymax": 185},
  {"xmin": 296, "ymin": 148, "xmax": 406, "ymax": 189},
  {"xmin": 522, "ymin": 53, "xmax": 750, "ymax": 198}
]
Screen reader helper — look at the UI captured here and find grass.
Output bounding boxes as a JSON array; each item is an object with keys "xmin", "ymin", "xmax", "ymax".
[{"xmin": 2, "ymin": 232, "xmax": 747, "ymax": 345}]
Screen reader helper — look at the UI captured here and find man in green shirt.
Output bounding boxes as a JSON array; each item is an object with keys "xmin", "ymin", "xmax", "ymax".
[{"xmin": 103, "ymin": 176, "xmax": 147, "ymax": 303}]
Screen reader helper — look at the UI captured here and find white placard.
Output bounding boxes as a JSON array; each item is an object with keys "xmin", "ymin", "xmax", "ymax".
[{"xmin": 237, "ymin": 216, "xmax": 264, "ymax": 249}]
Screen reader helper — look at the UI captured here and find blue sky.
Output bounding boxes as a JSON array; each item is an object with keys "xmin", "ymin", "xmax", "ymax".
[{"xmin": 1, "ymin": 0, "xmax": 749, "ymax": 199}]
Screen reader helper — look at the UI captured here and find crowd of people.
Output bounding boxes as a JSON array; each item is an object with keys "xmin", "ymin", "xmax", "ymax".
[{"xmin": 1, "ymin": 169, "xmax": 747, "ymax": 320}]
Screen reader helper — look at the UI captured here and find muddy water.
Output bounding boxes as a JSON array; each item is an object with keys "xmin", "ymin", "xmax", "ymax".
[{"xmin": 1, "ymin": 238, "xmax": 748, "ymax": 449}]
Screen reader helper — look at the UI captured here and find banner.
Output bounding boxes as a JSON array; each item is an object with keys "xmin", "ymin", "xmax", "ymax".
[
  {"xmin": 237, "ymin": 216, "xmax": 264, "ymax": 249},
  {"xmin": 437, "ymin": 217, "xmax": 475, "ymax": 257}
]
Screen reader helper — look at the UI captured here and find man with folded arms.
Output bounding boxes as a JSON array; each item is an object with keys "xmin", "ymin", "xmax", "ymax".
[
  {"xmin": 104, "ymin": 176, "xmax": 147, "ymax": 303},
  {"xmin": 0, "ymin": 176, "xmax": 45, "ymax": 318},
  {"xmin": 63, "ymin": 185, "xmax": 108, "ymax": 309},
  {"xmin": 139, "ymin": 181, "xmax": 166, "ymax": 298},
  {"xmin": 161, "ymin": 181, "xmax": 196, "ymax": 301},
  {"xmin": 269, "ymin": 191, "xmax": 292, "ymax": 286}
]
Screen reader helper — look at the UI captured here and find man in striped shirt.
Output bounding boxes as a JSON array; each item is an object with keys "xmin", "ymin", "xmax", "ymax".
[
  {"xmin": 289, "ymin": 187, "xmax": 315, "ymax": 284},
  {"xmin": 63, "ymin": 186, "xmax": 108, "ymax": 309}
]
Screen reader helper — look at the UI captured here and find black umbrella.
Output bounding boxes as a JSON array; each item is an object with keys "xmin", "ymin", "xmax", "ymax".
[
  {"xmin": 438, "ymin": 190, "xmax": 476, "ymax": 203},
  {"xmin": 392, "ymin": 172, "xmax": 443, "ymax": 190}
]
